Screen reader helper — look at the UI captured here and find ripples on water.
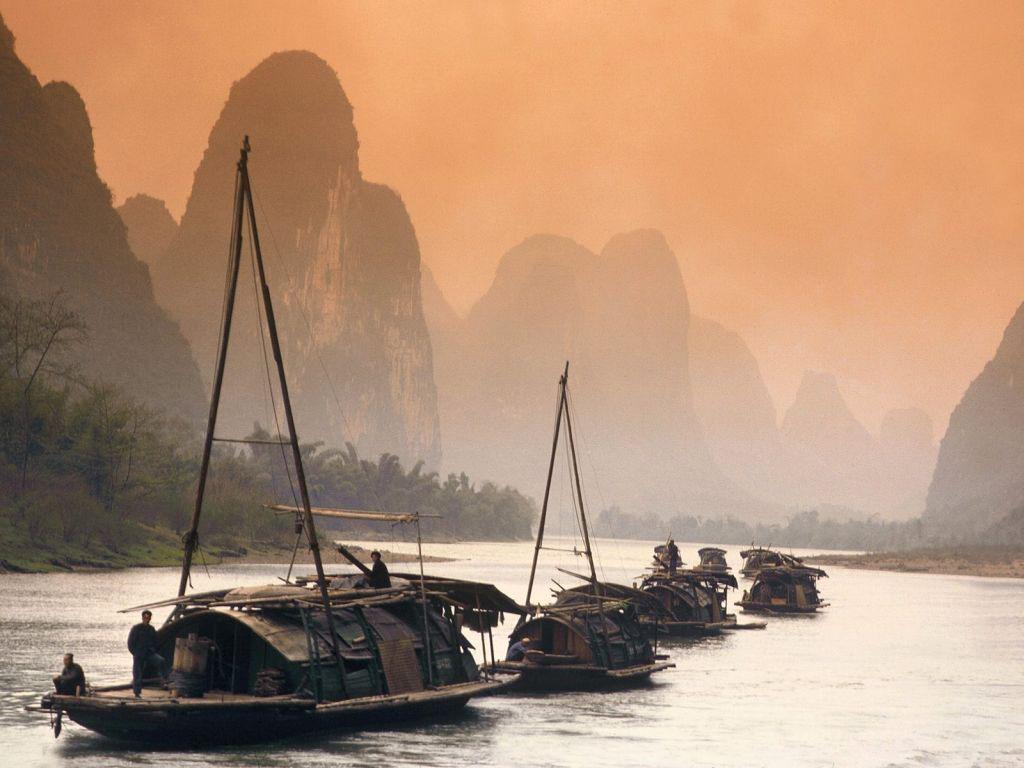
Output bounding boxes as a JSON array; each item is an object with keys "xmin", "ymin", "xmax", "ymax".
[{"xmin": 2, "ymin": 539, "xmax": 1022, "ymax": 767}]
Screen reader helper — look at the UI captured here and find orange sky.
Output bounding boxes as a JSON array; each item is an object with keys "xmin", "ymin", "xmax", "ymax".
[{"xmin": 4, "ymin": 1, "xmax": 1022, "ymax": 433}]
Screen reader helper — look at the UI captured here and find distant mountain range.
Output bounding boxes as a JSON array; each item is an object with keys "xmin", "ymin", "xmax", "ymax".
[
  {"xmin": 425, "ymin": 230, "xmax": 748, "ymax": 516},
  {"xmin": 424, "ymin": 236, "xmax": 938, "ymax": 521},
  {"xmin": 3, "ymin": 9, "xmax": 973, "ymax": 527}
]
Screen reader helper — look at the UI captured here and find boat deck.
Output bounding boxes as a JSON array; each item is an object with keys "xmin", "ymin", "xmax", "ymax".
[{"xmin": 91, "ymin": 686, "xmax": 285, "ymax": 703}]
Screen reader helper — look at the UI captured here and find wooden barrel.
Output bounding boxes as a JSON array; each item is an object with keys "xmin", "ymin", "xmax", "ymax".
[{"xmin": 172, "ymin": 633, "xmax": 211, "ymax": 676}]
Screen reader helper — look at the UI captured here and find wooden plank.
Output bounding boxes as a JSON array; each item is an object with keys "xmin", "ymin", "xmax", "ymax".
[{"xmin": 376, "ymin": 638, "xmax": 425, "ymax": 694}]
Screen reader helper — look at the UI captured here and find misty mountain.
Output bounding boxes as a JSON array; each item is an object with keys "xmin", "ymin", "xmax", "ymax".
[
  {"xmin": 689, "ymin": 325, "xmax": 935, "ymax": 517},
  {"xmin": 117, "ymin": 194, "xmax": 178, "ymax": 268},
  {"xmin": 429, "ymin": 230, "xmax": 746, "ymax": 516},
  {"xmin": 688, "ymin": 316, "xmax": 783, "ymax": 500},
  {"xmin": 151, "ymin": 51, "xmax": 440, "ymax": 466},
  {"xmin": 782, "ymin": 371, "xmax": 876, "ymax": 463},
  {"xmin": 0, "ymin": 14, "xmax": 205, "ymax": 421},
  {"xmin": 926, "ymin": 301, "xmax": 1024, "ymax": 535},
  {"xmin": 778, "ymin": 371, "xmax": 935, "ymax": 517}
]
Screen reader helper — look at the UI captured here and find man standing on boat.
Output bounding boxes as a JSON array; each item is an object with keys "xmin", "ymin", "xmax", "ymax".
[
  {"xmin": 369, "ymin": 550, "xmax": 391, "ymax": 588},
  {"xmin": 666, "ymin": 539, "xmax": 681, "ymax": 574},
  {"xmin": 127, "ymin": 610, "xmax": 165, "ymax": 697}
]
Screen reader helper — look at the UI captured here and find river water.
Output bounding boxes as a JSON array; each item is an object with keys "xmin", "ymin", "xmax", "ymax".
[{"xmin": 1, "ymin": 537, "xmax": 1022, "ymax": 767}]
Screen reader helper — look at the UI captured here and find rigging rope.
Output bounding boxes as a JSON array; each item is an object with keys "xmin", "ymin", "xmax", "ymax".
[
  {"xmin": 247, "ymin": 175, "xmax": 391, "ymax": 537},
  {"xmin": 246, "ymin": 209, "xmax": 302, "ymax": 519},
  {"xmin": 565, "ymin": 384, "xmax": 610, "ymax": 583}
]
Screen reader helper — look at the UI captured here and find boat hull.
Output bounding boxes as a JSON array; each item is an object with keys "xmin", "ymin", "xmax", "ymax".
[
  {"xmin": 642, "ymin": 620, "xmax": 730, "ymax": 637},
  {"xmin": 43, "ymin": 680, "xmax": 502, "ymax": 745},
  {"xmin": 736, "ymin": 601, "xmax": 828, "ymax": 614},
  {"xmin": 490, "ymin": 661, "xmax": 673, "ymax": 691}
]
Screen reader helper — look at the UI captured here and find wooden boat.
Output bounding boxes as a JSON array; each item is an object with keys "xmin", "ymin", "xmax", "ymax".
[
  {"xmin": 638, "ymin": 569, "xmax": 740, "ymax": 636},
  {"xmin": 560, "ymin": 570, "xmax": 766, "ymax": 635},
  {"xmin": 697, "ymin": 546, "xmax": 731, "ymax": 573},
  {"xmin": 496, "ymin": 604, "xmax": 668, "ymax": 690},
  {"xmin": 34, "ymin": 138, "xmax": 512, "ymax": 745},
  {"xmin": 739, "ymin": 546, "xmax": 806, "ymax": 577},
  {"xmin": 40, "ymin": 582, "xmax": 508, "ymax": 744},
  {"xmin": 490, "ymin": 364, "xmax": 672, "ymax": 689},
  {"xmin": 736, "ymin": 566, "xmax": 830, "ymax": 614}
]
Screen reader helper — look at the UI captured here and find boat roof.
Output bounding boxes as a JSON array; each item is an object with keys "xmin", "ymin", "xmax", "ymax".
[
  {"xmin": 698, "ymin": 547, "xmax": 727, "ymax": 556},
  {"xmin": 753, "ymin": 565, "xmax": 828, "ymax": 581},
  {"xmin": 739, "ymin": 547, "xmax": 804, "ymax": 561},
  {"xmin": 644, "ymin": 569, "xmax": 738, "ymax": 589},
  {"xmin": 121, "ymin": 574, "xmax": 520, "ymax": 617},
  {"xmin": 556, "ymin": 581, "xmax": 671, "ymax": 616},
  {"xmin": 389, "ymin": 573, "xmax": 525, "ymax": 615}
]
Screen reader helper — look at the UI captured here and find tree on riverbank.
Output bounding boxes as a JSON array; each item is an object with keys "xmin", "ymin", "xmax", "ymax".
[{"xmin": 0, "ymin": 291, "xmax": 534, "ymax": 571}]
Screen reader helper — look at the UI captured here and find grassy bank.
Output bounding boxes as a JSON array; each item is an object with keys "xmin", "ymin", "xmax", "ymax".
[
  {"xmin": 0, "ymin": 517, "xmax": 453, "ymax": 574},
  {"xmin": 806, "ymin": 546, "xmax": 1024, "ymax": 579},
  {"xmin": 0, "ymin": 517, "xmax": 185, "ymax": 572}
]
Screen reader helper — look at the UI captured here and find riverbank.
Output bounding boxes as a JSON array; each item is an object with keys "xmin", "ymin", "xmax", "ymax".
[
  {"xmin": 806, "ymin": 546, "xmax": 1024, "ymax": 578},
  {"xmin": 0, "ymin": 518, "xmax": 455, "ymax": 574}
]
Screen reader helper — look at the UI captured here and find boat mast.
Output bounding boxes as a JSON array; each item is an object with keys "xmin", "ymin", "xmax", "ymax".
[
  {"xmin": 177, "ymin": 139, "xmax": 248, "ymax": 598},
  {"xmin": 525, "ymin": 362, "xmax": 600, "ymax": 605},
  {"xmin": 525, "ymin": 362, "xmax": 568, "ymax": 608},
  {"xmin": 561, "ymin": 378, "xmax": 599, "ymax": 590},
  {"xmin": 177, "ymin": 137, "xmax": 344, "ymax": 674}
]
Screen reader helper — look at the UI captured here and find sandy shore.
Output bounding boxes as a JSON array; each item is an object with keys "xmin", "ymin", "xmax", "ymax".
[{"xmin": 806, "ymin": 547, "xmax": 1024, "ymax": 579}]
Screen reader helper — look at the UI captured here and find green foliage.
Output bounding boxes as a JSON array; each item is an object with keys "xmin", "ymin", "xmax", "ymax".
[
  {"xmin": 0, "ymin": 290, "xmax": 535, "ymax": 571},
  {"xmin": 597, "ymin": 506, "xmax": 930, "ymax": 552}
]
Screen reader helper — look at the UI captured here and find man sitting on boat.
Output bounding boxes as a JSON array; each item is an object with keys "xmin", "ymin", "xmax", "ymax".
[
  {"xmin": 368, "ymin": 550, "xmax": 391, "ymax": 588},
  {"xmin": 506, "ymin": 636, "xmax": 531, "ymax": 662},
  {"xmin": 127, "ymin": 610, "xmax": 165, "ymax": 697},
  {"xmin": 52, "ymin": 653, "xmax": 86, "ymax": 696}
]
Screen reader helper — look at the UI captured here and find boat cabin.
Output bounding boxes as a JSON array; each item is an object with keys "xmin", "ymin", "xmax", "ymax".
[
  {"xmin": 495, "ymin": 603, "xmax": 665, "ymax": 689},
  {"xmin": 739, "ymin": 547, "xmax": 805, "ymax": 577},
  {"xmin": 639, "ymin": 571, "xmax": 739, "ymax": 635},
  {"xmin": 697, "ymin": 547, "xmax": 730, "ymax": 573},
  {"xmin": 153, "ymin": 584, "xmax": 479, "ymax": 701},
  {"xmin": 737, "ymin": 566, "xmax": 829, "ymax": 614}
]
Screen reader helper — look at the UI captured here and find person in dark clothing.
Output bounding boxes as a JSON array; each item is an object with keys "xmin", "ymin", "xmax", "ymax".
[
  {"xmin": 127, "ymin": 610, "xmax": 165, "ymax": 697},
  {"xmin": 666, "ymin": 539, "xmax": 681, "ymax": 574},
  {"xmin": 506, "ymin": 636, "xmax": 531, "ymax": 661},
  {"xmin": 52, "ymin": 653, "xmax": 86, "ymax": 696},
  {"xmin": 368, "ymin": 550, "xmax": 391, "ymax": 589}
]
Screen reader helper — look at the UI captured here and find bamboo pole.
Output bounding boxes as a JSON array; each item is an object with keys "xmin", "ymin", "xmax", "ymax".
[
  {"xmin": 525, "ymin": 361, "xmax": 569, "ymax": 608},
  {"xmin": 177, "ymin": 143, "xmax": 248, "ymax": 598}
]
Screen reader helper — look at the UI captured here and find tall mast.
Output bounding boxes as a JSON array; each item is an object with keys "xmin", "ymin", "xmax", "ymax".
[
  {"xmin": 525, "ymin": 362, "xmax": 568, "ymax": 608},
  {"xmin": 178, "ymin": 140, "xmax": 248, "ymax": 598},
  {"xmin": 562, "ymin": 380, "xmax": 598, "ymax": 588},
  {"xmin": 177, "ymin": 137, "xmax": 344, "ymax": 678}
]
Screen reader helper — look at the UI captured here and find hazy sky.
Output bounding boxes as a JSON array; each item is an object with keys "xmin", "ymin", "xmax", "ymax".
[{"xmin": 5, "ymin": 1, "xmax": 1022, "ymax": 433}]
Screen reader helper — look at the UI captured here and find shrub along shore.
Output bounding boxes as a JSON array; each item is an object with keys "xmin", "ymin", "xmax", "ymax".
[{"xmin": 0, "ymin": 292, "xmax": 534, "ymax": 574}]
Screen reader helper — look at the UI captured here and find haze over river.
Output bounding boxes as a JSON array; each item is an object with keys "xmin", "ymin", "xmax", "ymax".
[{"xmin": 2, "ymin": 538, "xmax": 1022, "ymax": 767}]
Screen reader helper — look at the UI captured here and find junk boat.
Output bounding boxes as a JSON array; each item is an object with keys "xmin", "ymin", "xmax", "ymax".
[
  {"xmin": 736, "ymin": 566, "xmax": 830, "ymax": 614},
  {"xmin": 638, "ymin": 569, "xmax": 741, "ymax": 636},
  {"xmin": 739, "ymin": 546, "xmax": 806, "ymax": 577},
  {"xmin": 696, "ymin": 546, "xmax": 731, "ymax": 573},
  {"xmin": 34, "ymin": 138, "xmax": 511, "ymax": 745},
  {"xmin": 490, "ymin": 364, "xmax": 673, "ymax": 690}
]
